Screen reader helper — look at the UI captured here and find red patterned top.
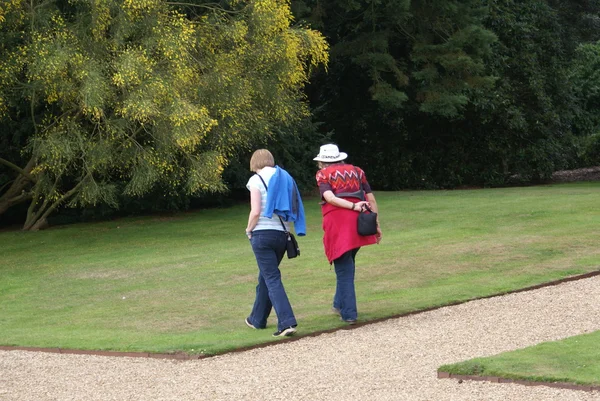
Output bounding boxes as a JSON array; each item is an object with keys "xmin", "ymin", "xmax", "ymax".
[
  {"xmin": 315, "ymin": 163, "xmax": 377, "ymax": 263},
  {"xmin": 316, "ymin": 163, "xmax": 372, "ymax": 199}
]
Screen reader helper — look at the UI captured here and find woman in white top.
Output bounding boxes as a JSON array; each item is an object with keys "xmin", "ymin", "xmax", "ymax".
[{"xmin": 244, "ymin": 149, "xmax": 297, "ymax": 337}]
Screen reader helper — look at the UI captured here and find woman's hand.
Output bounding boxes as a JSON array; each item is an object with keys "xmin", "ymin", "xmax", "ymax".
[
  {"xmin": 354, "ymin": 201, "xmax": 370, "ymax": 211},
  {"xmin": 323, "ymin": 191, "xmax": 371, "ymax": 211},
  {"xmin": 375, "ymin": 226, "xmax": 382, "ymax": 244}
]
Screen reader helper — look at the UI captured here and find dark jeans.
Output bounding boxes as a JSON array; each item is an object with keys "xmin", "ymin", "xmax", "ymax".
[
  {"xmin": 248, "ymin": 230, "xmax": 297, "ymax": 331},
  {"xmin": 333, "ymin": 248, "xmax": 360, "ymax": 321}
]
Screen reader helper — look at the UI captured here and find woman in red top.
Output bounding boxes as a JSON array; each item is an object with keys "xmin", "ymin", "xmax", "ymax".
[{"xmin": 314, "ymin": 144, "xmax": 382, "ymax": 324}]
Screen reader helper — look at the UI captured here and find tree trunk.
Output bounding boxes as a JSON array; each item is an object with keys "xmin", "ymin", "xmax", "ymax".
[
  {"xmin": 22, "ymin": 175, "xmax": 88, "ymax": 231},
  {"xmin": 25, "ymin": 216, "xmax": 48, "ymax": 231},
  {"xmin": 0, "ymin": 156, "xmax": 37, "ymax": 219},
  {"xmin": 0, "ymin": 185, "xmax": 32, "ymax": 216}
]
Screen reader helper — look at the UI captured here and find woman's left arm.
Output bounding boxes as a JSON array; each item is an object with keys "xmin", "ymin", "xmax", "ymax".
[{"xmin": 245, "ymin": 187, "xmax": 262, "ymax": 238}]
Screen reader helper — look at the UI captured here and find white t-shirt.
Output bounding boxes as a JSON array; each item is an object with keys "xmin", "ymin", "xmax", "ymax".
[{"xmin": 246, "ymin": 167, "xmax": 289, "ymax": 232}]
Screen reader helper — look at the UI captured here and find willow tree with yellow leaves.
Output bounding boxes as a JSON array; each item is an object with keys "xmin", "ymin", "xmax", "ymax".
[{"xmin": 0, "ymin": 0, "xmax": 328, "ymax": 230}]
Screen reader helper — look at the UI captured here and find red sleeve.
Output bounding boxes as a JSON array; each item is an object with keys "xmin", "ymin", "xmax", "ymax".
[
  {"xmin": 358, "ymin": 167, "xmax": 372, "ymax": 194},
  {"xmin": 316, "ymin": 169, "xmax": 333, "ymax": 198}
]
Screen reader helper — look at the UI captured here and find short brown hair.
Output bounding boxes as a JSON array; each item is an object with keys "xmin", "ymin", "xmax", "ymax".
[{"xmin": 250, "ymin": 149, "xmax": 275, "ymax": 172}]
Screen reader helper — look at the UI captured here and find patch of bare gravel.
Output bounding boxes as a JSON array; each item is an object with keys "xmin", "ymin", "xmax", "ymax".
[{"xmin": 2, "ymin": 276, "xmax": 600, "ymax": 401}]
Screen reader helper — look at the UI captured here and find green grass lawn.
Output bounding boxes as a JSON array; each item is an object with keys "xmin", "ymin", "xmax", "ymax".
[
  {"xmin": 439, "ymin": 331, "xmax": 600, "ymax": 386},
  {"xmin": 1, "ymin": 182, "xmax": 600, "ymax": 355}
]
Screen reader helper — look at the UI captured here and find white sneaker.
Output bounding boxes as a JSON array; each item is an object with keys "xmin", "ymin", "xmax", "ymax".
[{"xmin": 272, "ymin": 326, "xmax": 297, "ymax": 337}]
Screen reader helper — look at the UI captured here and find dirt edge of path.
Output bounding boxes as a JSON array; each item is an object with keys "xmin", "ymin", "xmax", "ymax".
[{"xmin": 437, "ymin": 371, "xmax": 600, "ymax": 393}]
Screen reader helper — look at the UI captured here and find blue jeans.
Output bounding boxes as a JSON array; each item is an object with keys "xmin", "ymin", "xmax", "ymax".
[
  {"xmin": 248, "ymin": 230, "xmax": 297, "ymax": 331},
  {"xmin": 333, "ymin": 248, "xmax": 360, "ymax": 321}
]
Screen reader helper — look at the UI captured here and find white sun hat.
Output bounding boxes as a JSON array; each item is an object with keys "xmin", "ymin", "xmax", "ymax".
[{"xmin": 313, "ymin": 144, "xmax": 348, "ymax": 162}]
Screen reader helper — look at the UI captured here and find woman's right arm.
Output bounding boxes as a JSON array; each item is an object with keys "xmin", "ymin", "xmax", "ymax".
[
  {"xmin": 245, "ymin": 187, "xmax": 262, "ymax": 238},
  {"xmin": 366, "ymin": 192, "xmax": 382, "ymax": 243},
  {"xmin": 365, "ymin": 192, "xmax": 379, "ymax": 215}
]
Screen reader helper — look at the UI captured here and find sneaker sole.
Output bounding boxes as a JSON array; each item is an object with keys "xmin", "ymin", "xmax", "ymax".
[
  {"xmin": 273, "ymin": 327, "xmax": 297, "ymax": 337},
  {"xmin": 245, "ymin": 318, "xmax": 257, "ymax": 329}
]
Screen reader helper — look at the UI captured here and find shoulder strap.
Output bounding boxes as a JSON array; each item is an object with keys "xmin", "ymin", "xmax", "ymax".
[
  {"xmin": 353, "ymin": 167, "xmax": 365, "ymax": 201},
  {"xmin": 254, "ymin": 174, "xmax": 288, "ymax": 233},
  {"xmin": 255, "ymin": 173, "xmax": 268, "ymax": 191}
]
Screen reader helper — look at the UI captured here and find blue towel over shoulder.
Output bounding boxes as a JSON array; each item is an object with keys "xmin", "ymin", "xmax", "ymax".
[{"xmin": 263, "ymin": 166, "xmax": 307, "ymax": 236}]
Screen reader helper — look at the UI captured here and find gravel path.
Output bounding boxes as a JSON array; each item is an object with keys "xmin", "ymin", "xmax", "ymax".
[{"xmin": 2, "ymin": 276, "xmax": 600, "ymax": 401}]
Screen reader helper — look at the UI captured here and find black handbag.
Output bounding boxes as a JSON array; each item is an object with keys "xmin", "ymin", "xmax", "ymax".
[
  {"xmin": 283, "ymin": 228, "xmax": 300, "ymax": 259},
  {"xmin": 255, "ymin": 174, "xmax": 300, "ymax": 259},
  {"xmin": 354, "ymin": 168, "xmax": 378, "ymax": 236},
  {"xmin": 357, "ymin": 205, "xmax": 378, "ymax": 236}
]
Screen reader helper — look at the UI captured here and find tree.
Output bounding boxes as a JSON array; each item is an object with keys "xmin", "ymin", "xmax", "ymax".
[
  {"xmin": 461, "ymin": 0, "xmax": 600, "ymax": 184},
  {"xmin": 571, "ymin": 40, "xmax": 600, "ymax": 165},
  {"xmin": 295, "ymin": 0, "xmax": 600, "ymax": 188},
  {"xmin": 0, "ymin": 0, "xmax": 328, "ymax": 230},
  {"xmin": 294, "ymin": 0, "xmax": 497, "ymax": 188}
]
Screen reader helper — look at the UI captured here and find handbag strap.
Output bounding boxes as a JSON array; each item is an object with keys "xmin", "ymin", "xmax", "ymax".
[
  {"xmin": 254, "ymin": 173, "xmax": 289, "ymax": 233},
  {"xmin": 353, "ymin": 167, "xmax": 366, "ymax": 201},
  {"xmin": 352, "ymin": 167, "xmax": 373, "ymax": 212}
]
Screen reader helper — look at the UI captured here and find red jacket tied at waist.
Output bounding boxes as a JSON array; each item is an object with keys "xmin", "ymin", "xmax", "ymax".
[{"xmin": 321, "ymin": 199, "xmax": 377, "ymax": 263}]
